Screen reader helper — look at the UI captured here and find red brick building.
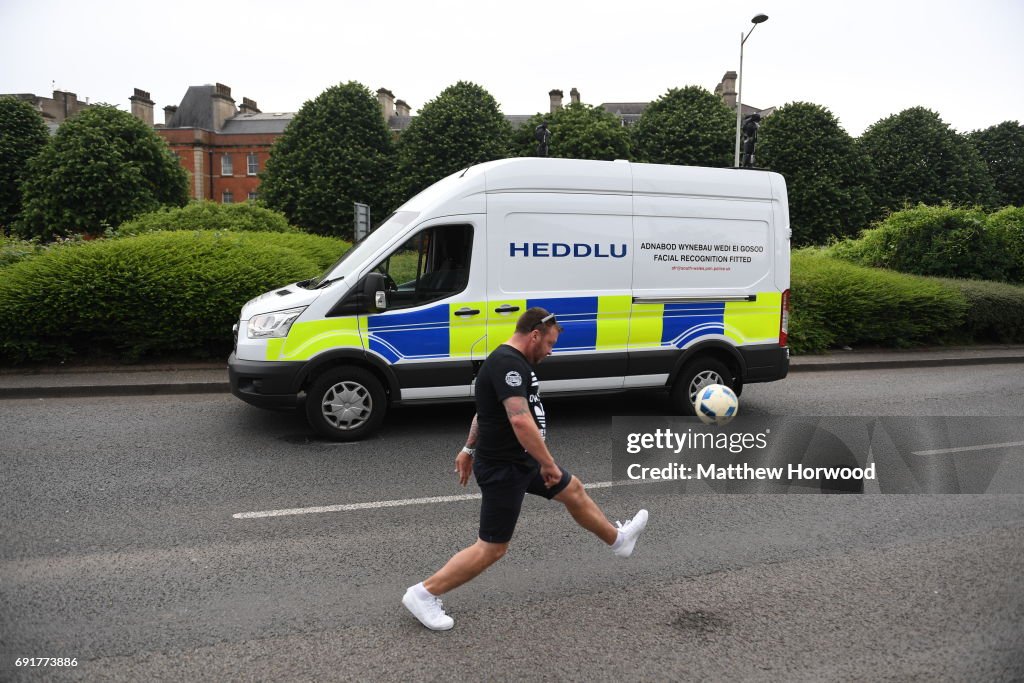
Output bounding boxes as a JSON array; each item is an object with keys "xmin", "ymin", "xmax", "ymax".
[
  {"xmin": 145, "ymin": 84, "xmax": 291, "ymax": 203},
  {"xmin": 144, "ymin": 84, "xmax": 416, "ymax": 203}
]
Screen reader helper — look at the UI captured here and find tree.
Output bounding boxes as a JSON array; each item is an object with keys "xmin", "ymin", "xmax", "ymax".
[
  {"xmin": 969, "ymin": 121, "xmax": 1024, "ymax": 207},
  {"xmin": 756, "ymin": 102, "xmax": 875, "ymax": 246},
  {"xmin": 393, "ymin": 81, "xmax": 512, "ymax": 204},
  {"xmin": 0, "ymin": 97, "xmax": 50, "ymax": 236},
  {"xmin": 17, "ymin": 105, "xmax": 188, "ymax": 241},
  {"xmin": 259, "ymin": 82, "xmax": 394, "ymax": 238},
  {"xmin": 513, "ymin": 103, "xmax": 631, "ymax": 160},
  {"xmin": 859, "ymin": 107, "xmax": 996, "ymax": 215},
  {"xmin": 631, "ymin": 86, "xmax": 734, "ymax": 168}
]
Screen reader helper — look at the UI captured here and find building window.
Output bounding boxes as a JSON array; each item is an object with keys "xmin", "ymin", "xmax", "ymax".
[
  {"xmin": 223, "ymin": 191, "xmax": 234, "ymax": 204},
  {"xmin": 247, "ymin": 153, "xmax": 259, "ymax": 176},
  {"xmin": 221, "ymin": 154, "xmax": 233, "ymax": 176},
  {"xmin": 248, "ymin": 192, "xmax": 258, "ymax": 201}
]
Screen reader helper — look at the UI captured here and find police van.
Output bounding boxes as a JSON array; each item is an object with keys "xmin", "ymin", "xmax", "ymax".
[{"xmin": 228, "ymin": 158, "xmax": 791, "ymax": 440}]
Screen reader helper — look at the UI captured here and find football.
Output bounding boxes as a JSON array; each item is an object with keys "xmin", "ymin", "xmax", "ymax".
[{"xmin": 693, "ymin": 384, "xmax": 739, "ymax": 426}]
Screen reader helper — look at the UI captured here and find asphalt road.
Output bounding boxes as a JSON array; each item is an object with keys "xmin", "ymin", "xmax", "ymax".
[{"xmin": 2, "ymin": 364, "xmax": 1023, "ymax": 681}]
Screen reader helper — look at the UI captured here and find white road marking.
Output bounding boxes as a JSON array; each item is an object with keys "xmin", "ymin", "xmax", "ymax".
[
  {"xmin": 912, "ymin": 441, "xmax": 1024, "ymax": 456},
  {"xmin": 233, "ymin": 479, "xmax": 646, "ymax": 519}
]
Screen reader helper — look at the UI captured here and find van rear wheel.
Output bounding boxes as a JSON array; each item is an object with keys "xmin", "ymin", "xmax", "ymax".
[
  {"xmin": 305, "ymin": 367, "xmax": 386, "ymax": 441},
  {"xmin": 671, "ymin": 358, "xmax": 734, "ymax": 416}
]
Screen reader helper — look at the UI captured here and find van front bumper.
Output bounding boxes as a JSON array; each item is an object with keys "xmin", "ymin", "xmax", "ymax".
[
  {"xmin": 228, "ymin": 353, "xmax": 305, "ymax": 408},
  {"xmin": 739, "ymin": 344, "xmax": 790, "ymax": 383}
]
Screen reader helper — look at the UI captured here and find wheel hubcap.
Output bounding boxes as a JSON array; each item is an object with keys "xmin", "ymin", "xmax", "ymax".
[
  {"xmin": 689, "ymin": 370, "xmax": 724, "ymax": 404},
  {"xmin": 321, "ymin": 381, "xmax": 372, "ymax": 431}
]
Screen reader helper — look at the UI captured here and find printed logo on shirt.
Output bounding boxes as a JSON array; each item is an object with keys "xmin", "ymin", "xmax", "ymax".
[{"xmin": 505, "ymin": 371, "xmax": 522, "ymax": 387}]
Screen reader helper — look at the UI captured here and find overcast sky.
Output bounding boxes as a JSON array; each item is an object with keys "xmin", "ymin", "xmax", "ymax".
[{"xmin": 2, "ymin": 0, "xmax": 1022, "ymax": 136}]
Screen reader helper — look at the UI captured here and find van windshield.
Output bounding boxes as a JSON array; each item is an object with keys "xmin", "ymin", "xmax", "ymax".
[{"xmin": 303, "ymin": 211, "xmax": 419, "ymax": 288}]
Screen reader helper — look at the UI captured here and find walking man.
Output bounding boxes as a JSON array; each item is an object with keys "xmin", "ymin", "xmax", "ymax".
[{"xmin": 402, "ymin": 307, "xmax": 649, "ymax": 630}]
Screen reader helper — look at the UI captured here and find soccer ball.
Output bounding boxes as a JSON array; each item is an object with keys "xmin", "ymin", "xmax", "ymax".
[{"xmin": 693, "ymin": 384, "xmax": 738, "ymax": 426}]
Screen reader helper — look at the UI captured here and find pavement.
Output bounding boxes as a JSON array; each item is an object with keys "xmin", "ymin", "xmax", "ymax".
[{"xmin": 2, "ymin": 345, "xmax": 1023, "ymax": 400}]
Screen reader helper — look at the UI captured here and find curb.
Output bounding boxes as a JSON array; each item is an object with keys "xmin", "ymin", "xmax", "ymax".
[
  {"xmin": 0, "ymin": 382, "xmax": 230, "ymax": 400},
  {"xmin": 787, "ymin": 354, "xmax": 1024, "ymax": 373}
]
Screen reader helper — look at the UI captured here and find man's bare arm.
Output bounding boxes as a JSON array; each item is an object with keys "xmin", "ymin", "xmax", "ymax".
[
  {"xmin": 464, "ymin": 414, "xmax": 479, "ymax": 449},
  {"xmin": 502, "ymin": 396, "xmax": 555, "ymax": 468}
]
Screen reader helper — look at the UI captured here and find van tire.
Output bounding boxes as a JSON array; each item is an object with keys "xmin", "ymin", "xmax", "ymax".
[
  {"xmin": 670, "ymin": 358, "xmax": 734, "ymax": 416},
  {"xmin": 305, "ymin": 367, "xmax": 386, "ymax": 441}
]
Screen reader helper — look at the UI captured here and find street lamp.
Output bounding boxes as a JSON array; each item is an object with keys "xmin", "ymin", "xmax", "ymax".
[{"xmin": 734, "ymin": 13, "xmax": 769, "ymax": 167}]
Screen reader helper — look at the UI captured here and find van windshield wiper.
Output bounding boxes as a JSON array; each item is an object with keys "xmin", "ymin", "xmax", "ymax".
[{"xmin": 314, "ymin": 275, "xmax": 344, "ymax": 289}]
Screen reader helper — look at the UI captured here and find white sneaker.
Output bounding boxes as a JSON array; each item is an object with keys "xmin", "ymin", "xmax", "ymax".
[
  {"xmin": 402, "ymin": 586, "xmax": 454, "ymax": 631},
  {"xmin": 612, "ymin": 509, "xmax": 649, "ymax": 558}
]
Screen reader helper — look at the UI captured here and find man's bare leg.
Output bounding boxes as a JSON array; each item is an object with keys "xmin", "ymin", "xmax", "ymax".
[
  {"xmin": 554, "ymin": 476, "xmax": 618, "ymax": 545},
  {"xmin": 423, "ymin": 539, "xmax": 508, "ymax": 595}
]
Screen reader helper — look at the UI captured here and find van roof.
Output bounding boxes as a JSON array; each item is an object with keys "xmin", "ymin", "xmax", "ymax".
[
  {"xmin": 398, "ymin": 158, "xmax": 780, "ymax": 216},
  {"xmin": 478, "ymin": 158, "xmax": 776, "ymax": 200}
]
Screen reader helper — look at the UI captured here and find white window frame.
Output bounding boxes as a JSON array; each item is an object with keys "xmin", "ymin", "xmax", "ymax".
[
  {"xmin": 247, "ymin": 153, "xmax": 258, "ymax": 176},
  {"xmin": 221, "ymin": 154, "xmax": 233, "ymax": 176}
]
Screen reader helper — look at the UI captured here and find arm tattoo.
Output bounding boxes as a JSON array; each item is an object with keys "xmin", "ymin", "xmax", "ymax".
[
  {"xmin": 503, "ymin": 396, "xmax": 531, "ymax": 419},
  {"xmin": 466, "ymin": 414, "xmax": 479, "ymax": 447}
]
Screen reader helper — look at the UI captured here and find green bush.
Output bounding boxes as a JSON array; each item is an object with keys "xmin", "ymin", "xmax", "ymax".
[
  {"xmin": 825, "ymin": 205, "xmax": 1015, "ymax": 283},
  {"xmin": 0, "ymin": 231, "xmax": 348, "ymax": 362},
  {"xmin": 17, "ymin": 105, "xmax": 189, "ymax": 241},
  {"xmin": 986, "ymin": 206, "xmax": 1024, "ymax": 283},
  {"xmin": 0, "ymin": 236, "xmax": 44, "ymax": 268},
  {"xmin": 245, "ymin": 231, "xmax": 350, "ymax": 270},
  {"xmin": 934, "ymin": 278, "xmax": 1024, "ymax": 344},
  {"xmin": 116, "ymin": 201, "xmax": 294, "ymax": 236},
  {"xmin": 790, "ymin": 250, "xmax": 967, "ymax": 353}
]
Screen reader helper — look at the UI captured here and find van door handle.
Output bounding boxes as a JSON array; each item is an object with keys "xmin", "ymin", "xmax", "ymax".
[
  {"xmin": 454, "ymin": 307, "xmax": 481, "ymax": 317},
  {"xmin": 494, "ymin": 304, "xmax": 521, "ymax": 314}
]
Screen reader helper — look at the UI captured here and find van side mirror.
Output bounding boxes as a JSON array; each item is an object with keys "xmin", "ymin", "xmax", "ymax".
[{"xmin": 363, "ymin": 272, "xmax": 388, "ymax": 312}]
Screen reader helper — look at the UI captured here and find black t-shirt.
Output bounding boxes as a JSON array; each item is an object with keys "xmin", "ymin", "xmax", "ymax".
[{"xmin": 474, "ymin": 344, "xmax": 546, "ymax": 464}]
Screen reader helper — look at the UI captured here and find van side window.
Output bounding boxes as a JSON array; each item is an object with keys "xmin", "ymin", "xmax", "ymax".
[{"xmin": 374, "ymin": 224, "xmax": 473, "ymax": 310}]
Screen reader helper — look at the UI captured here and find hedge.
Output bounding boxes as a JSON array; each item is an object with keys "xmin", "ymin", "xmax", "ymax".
[
  {"xmin": 827, "ymin": 205, "xmax": 1020, "ymax": 284},
  {"xmin": 116, "ymin": 201, "xmax": 294, "ymax": 237},
  {"xmin": 2, "ymin": 235, "xmax": 1022, "ymax": 363},
  {"xmin": 0, "ymin": 231, "xmax": 349, "ymax": 362},
  {"xmin": 934, "ymin": 277, "xmax": 1024, "ymax": 344},
  {"xmin": 790, "ymin": 250, "xmax": 968, "ymax": 353},
  {"xmin": 986, "ymin": 206, "xmax": 1024, "ymax": 283},
  {"xmin": 0, "ymin": 236, "xmax": 44, "ymax": 268}
]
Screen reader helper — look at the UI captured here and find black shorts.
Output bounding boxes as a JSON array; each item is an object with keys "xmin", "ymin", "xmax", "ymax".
[{"xmin": 473, "ymin": 457, "xmax": 572, "ymax": 544}]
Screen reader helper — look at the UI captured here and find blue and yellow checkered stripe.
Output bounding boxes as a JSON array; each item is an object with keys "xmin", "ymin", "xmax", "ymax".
[{"xmin": 267, "ymin": 293, "xmax": 782, "ymax": 362}]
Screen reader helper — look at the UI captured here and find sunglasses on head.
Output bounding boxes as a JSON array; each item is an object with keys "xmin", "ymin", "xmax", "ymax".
[{"xmin": 531, "ymin": 313, "xmax": 557, "ymax": 331}]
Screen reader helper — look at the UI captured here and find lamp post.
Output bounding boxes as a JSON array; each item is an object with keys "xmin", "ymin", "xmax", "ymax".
[{"xmin": 734, "ymin": 13, "xmax": 769, "ymax": 168}]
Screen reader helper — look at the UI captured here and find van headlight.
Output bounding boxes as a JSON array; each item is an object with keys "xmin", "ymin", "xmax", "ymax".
[{"xmin": 247, "ymin": 307, "xmax": 305, "ymax": 339}]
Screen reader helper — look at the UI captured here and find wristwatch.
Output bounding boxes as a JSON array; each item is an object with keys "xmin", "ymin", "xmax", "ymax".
[{"xmin": 461, "ymin": 446, "xmax": 476, "ymax": 456}]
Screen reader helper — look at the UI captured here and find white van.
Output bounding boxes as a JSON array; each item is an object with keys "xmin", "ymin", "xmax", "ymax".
[{"xmin": 228, "ymin": 158, "xmax": 791, "ymax": 440}]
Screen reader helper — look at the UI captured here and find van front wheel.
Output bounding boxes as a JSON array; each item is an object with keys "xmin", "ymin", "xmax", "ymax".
[
  {"xmin": 305, "ymin": 367, "xmax": 386, "ymax": 441},
  {"xmin": 671, "ymin": 358, "xmax": 734, "ymax": 416}
]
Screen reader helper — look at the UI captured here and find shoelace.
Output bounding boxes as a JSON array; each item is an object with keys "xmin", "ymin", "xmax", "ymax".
[{"xmin": 429, "ymin": 597, "xmax": 446, "ymax": 614}]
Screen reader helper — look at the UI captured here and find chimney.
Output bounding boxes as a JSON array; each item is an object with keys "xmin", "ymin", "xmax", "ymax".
[
  {"xmin": 211, "ymin": 82, "xmax": 237, "ymax": 130},
  {"xmin": 716, "ymin": 71, "xmax": 737, "ymax": 109},
  {"xmin": 239, "ymin": 97, "xmax": 261, "ymax": 115},
  {"xmin": 549, "ymin": 89, "xmax": 563, "ymax": 114},
  {"xmin": 163, "ymin": 105, "xmax": 178, "ymax": 127},
  {"xmin": 570, "ymin": 87, "xmax": 580, "ymax": 106},
  {"xmin": 395, "ymin": 99, "xmax": 411, "ymax": 117},
  {"xmin": 377, "ymin": 88, "xmax": 395, "ymax": 120},
  {"xmin": 130, "ymin": 88, "xmax": 155, "ymax": 126}
]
